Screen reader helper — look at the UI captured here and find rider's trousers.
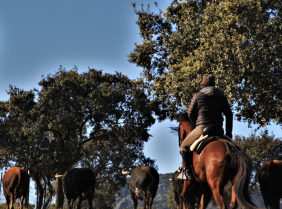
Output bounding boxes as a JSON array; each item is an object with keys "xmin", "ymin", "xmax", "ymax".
[{"xmin": 180, "ymin": 124, "xmax": 213, "ymax": 152}]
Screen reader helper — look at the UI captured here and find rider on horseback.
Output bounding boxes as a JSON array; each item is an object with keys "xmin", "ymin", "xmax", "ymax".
[{"xmin": 178, "ymin": 73, "xmax": 233, "ymax": 180}]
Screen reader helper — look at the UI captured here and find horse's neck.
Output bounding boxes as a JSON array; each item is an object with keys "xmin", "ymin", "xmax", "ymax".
[{"xmin": 180, "ymin": 121, "xmax": 192, "ymax": 144}]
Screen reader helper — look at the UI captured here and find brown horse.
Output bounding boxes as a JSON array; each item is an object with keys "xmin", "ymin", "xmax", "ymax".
[{"xmin": 176, "ymin": 113, "xmax": 261, "ymax": 209}]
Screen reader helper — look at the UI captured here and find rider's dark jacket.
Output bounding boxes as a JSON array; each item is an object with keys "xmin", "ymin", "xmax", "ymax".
[{"xmin": 188, "ymin": 86, "xmax": 233, "ymax": 138}]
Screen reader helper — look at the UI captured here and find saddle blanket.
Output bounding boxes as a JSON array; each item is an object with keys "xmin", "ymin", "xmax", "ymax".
[{"xmin": 190, "ymin": 135, "xmax": 234, "ymax": 153}]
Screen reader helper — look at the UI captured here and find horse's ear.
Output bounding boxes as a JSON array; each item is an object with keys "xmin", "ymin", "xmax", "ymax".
[{"xmin": 174, "ymin": 113, "xmax": 180, "ymax": 122}]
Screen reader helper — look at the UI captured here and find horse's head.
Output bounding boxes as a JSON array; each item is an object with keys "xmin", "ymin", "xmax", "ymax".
[{"xmin": 175, "ymin": 112, "xmax": 193, "ymax": 146}]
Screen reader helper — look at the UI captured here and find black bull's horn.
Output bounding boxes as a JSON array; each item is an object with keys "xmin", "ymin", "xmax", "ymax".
[
  {"xmin": 177, "ymin": 167, "xmax": 181, "ymax": 172},
  {"xmin": 169, "ymin": 167, "xmax": 181, "ymax": 181},
  {"xmin": 122, "ymin": 169, "xmax": 131, "ymax": 175},
  {"xmin": 55, "ymin": 173, "xmax": 64, "ymax": 178}
]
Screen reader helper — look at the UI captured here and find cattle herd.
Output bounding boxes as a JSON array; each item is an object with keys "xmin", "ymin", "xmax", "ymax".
[{"xmin": 1, "ymin": 161, "xmax": 282, "ymax": 209}]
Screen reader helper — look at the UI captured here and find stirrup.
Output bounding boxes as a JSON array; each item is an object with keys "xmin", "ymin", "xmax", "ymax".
[{"xmin": 177, "ymin": 170, "xmax": 192, "ymax": 180}]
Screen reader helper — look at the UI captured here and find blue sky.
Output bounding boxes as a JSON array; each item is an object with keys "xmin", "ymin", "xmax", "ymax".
[{"xmin": 0, "ymin": 0, "xmax": 281, "ymax": 179}]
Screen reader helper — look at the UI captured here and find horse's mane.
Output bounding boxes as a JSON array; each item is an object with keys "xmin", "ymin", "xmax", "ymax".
[
  {"xmin": 176, "ymin": 112, "xmax": 194, "ymax": 146},
  {"xmin": 176, "ymin": 112, "xmax": 195, "ymax": 136},
  {"xmin": 176, "ymin": 112, "xmax": 189, "ymax": 123}
]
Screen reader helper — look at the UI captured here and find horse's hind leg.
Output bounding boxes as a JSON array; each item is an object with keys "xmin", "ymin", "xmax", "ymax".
[
  {"xmin": 212, "ymin": 188, "xmax": 227, "ymax": 209},
  {"xmin": 230, "ymin": 184, "xmax": 238, "ymax": 209},
  {"xmin": 209, "ymin": 180, "xmax": 227, "ymax": 209},
  {"xmin": 199, "ymin": 183, "xmax": 212, "ymax": 209},
  {"xmin": 224, "ymin": 181, "xmax": 237, "ymax": 209}
]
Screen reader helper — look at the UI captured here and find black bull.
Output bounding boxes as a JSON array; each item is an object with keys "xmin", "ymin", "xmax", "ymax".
[
  {"xmin": 2, "ymin": 167, "xmax": 30, "ymax": 209},
  {"xmin": 122, "ymin": 166, "xmax": 159, "ymax": 209},
  {"xmin": 170, "ymin": 170, "xmax": 233, "ymax": 209},
  {"xmin": 258, "ymin": 160, "xmax": 282, "ymax": 209},
  {"xmin": 170, "ymin": 170, "xmax": 201, "ymax": 209},
  {"xmin": 56, "ymin": 168, "xmax": 96, "ymax": 209}
]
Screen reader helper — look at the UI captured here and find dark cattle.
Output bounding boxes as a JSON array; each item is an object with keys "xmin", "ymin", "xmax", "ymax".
[
  {"xmin": 2, "ymin": 167, "xmax": 30, "ymax": 209},
  {"xmin": 56, "ymin": 168, "xmax": 96, "ymax": 209},
  {"xmin": 258, "ymin": 160, "xmax": 282, "ymax": 209},
  {"xmin": 122, "ymin": 166, "xmax": 159, "ymax": 209},
  {"xmin": 170, "ymin": 170, "xmax": 234, "ymax": 209},
  {"xmin": 170, "ymin": 169, "xmax": 201, "ymax": 209}
]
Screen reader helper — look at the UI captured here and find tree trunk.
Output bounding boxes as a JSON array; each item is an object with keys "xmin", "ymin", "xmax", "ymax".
[
  {"xmin": 34, "ymin": 175, "xmax": 44, "ymax": 209},
  {"xmin": 42, "ymin": 180, "xmax": 54, "ymax": 209},
  {"xmin": 24, "ymin": 167, "xmax": 29, "ymax": 207},
  {"xmin": 55, "ymin": 175, "xmax": 64, "ymax": 209},
  {"xmin": 42, "ymin": 193, "xmax": 52, "ymax": 209}
]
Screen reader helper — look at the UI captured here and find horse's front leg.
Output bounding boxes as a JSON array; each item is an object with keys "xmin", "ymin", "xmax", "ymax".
[
  {"xmin": 181, "ymin": 181, "xmax": 188, "ymax": 209},
  {"xmin": 199, "ymin": 183, "xmax": 212, "ymax": 209},
  {"xmin": 181, "ymin": 179, "xmax": 193, "ymax": 209},
  {"xmin": 181, "ymin": 160, "xmax": 189, "ymax": 209}
]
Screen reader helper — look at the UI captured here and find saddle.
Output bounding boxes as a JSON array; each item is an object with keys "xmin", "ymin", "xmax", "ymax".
[{"xmin": 190, "ymin": 125, "xmax": 238, "ymax": 154}]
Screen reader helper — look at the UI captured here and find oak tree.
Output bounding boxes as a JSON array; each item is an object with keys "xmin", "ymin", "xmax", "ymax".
[
  {"xmin": 129, "ymin": 0, "xmax": 282, "ymax": 126},
  {"xmin": 0, "ymin": 67, "xmax": 157, "ymax": 208}
]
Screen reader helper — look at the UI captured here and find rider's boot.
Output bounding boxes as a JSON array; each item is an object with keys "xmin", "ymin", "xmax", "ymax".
[{"xmin": 177, "ymin": 151, "xmax": 193, "ymax": 180}]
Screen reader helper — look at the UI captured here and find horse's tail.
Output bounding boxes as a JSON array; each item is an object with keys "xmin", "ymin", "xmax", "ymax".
[{"xmin": 229, "ymin": 150, "xmax": 262, "ymax": 209}]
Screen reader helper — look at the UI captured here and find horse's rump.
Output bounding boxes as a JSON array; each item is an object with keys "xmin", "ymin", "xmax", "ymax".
[{"xmin": 191, "ymin": 140, "xmax": 231, "ymax": 182}]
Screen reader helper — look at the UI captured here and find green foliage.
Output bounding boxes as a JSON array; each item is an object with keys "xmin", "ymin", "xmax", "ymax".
[
  {"xmin": 167, "ymin": 182, "xmax": 178, "ymax": 209},
  {"xmin": 129, "ymin": 0, "xmax": 282, "ymax": 126},
  {"xmin": 0, "ymin": 67, "xmax": 157, "ymax": 208},
  {"xmin": 234, "ymin": 130, "xmax": 282, "ymax": 192}
]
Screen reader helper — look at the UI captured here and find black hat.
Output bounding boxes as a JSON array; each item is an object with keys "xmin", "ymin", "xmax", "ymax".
[{"xmin": 201, "ymin": 74, "xmax": 215, "ymax": 87}]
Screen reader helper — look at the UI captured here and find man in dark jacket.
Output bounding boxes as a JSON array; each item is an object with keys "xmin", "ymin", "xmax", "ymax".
[{"xmin": 178, "ymin": 73, "xmax": 233, "ymax": 180}]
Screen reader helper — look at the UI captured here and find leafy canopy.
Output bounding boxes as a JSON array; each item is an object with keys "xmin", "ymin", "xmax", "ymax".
[
  {"xmin": 129, "ymin": 0, "xmax": 282, "ymax": 126},
  {"xmin": 0, "ymin": 67, "xmax": 158, "ymax": 208}
]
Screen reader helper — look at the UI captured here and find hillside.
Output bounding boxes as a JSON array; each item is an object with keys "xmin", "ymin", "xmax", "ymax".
[{"xmin": 115, "ymin": 173, "xmax": 271, "ymax": 209}]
